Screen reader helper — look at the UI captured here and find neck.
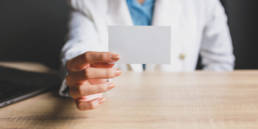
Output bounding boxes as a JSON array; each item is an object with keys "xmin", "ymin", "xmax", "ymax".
[{"xmin": 137, "ymin": 0, "xmax": 145, "ymax": 4}]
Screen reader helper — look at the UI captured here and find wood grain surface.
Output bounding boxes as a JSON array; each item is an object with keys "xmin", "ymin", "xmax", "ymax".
[
  {"xmin": 0, "ymin": 62, "xmax": 54, "ymax": 73},
  {"xmin": 1, "ymin": 68, "xmax": 258, "ymax": 129}
]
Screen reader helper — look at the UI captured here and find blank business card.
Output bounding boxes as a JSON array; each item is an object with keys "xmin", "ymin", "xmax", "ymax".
[{"xmin": 108, "ymin": 26, "xmax": 171, "ymax": 64}]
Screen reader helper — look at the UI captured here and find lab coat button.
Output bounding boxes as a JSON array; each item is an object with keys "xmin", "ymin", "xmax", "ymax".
[{"xmin": 179, "ymin": 53, "xmax": 186, "ymax": 60}]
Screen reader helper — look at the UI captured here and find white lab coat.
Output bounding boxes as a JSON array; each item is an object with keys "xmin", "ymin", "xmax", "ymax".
[{"xmin": 59, "ymin": 0, "xmax": 235, "ymax": 96}]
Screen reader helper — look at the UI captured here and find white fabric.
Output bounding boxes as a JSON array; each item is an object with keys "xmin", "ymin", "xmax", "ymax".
[{"xmin": 59, "ymin": 0, "xmax": 235, "ymax": 96}]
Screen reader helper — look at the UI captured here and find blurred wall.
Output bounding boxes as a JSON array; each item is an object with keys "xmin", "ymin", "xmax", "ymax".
[
  {"xmin": 0, "ymin": 0, "xmax": 257, "ymax": 70},
  {"xmin": 0, "ymin": 0, "xmax": 69, "ymax": 69}
]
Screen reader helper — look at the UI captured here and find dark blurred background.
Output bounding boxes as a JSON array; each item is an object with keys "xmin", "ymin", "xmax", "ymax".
[
  {"xmin": 0, "ymin": 0, "xmax": 69, "ymax": 69},
  {"xmin": 0, "ymin": 0, "xmax": 257, "ymax": 70}
]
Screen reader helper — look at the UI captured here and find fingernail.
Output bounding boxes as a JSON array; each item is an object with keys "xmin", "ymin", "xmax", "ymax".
[
  {"xmin": 105, "ymin": 82, "xmax": 115, "ymax": 90},
  {"xmin": 111, "ymin": 53, "xmax": 120, "ymax": 60},
  {"xmin": 92, "ymin": 100, "xmax": 99, "ymax": 108},
  {"xmin": 104, "ymin": 82, "xmax": 113, "ymax": 87},
  {"xmin": 81, "ymin": 94, "xmax": 103, "ymax": 101},
  {"xmin": 116, "ymin": 69, "xmax": 122, "ymax": 76},
  {"xmin": 107, "ymin": 84, "xmax": 115, "ymax": 90},
  {"xmin": 99, "ymin": 97, "xmax": 106, "ymax": 104}
]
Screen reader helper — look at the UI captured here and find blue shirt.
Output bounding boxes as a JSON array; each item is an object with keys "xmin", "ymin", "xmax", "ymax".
[
  {"xmin": 127, "ymin": 0, "xmax": 155, "ymax": 70},
  {"xmin": 127, "ymin": 0, "xmax": 155, "ymax": 26}
]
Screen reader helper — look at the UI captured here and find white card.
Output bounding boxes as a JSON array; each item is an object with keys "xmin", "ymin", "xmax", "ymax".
[{"xmin": 108, "ymin": 26, "xmax": 171, "ymax": 64}]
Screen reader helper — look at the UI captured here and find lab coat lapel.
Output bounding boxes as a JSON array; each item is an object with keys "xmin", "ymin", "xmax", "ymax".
[
  {"xmin": 107, "ymin": 0, "xmax": 143, "ymax": 72},
  {"xmin": 107, "ymin": 0, "xmax": 133, "ymax": 26},
  {"xmin": 152, "ymin": 0, "xmax": 182, "ymax": 26}
]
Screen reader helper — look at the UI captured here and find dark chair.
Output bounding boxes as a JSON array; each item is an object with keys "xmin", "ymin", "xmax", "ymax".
[
  {"xmin": 197, "ymin": 0, "xmax": 258, "ymax": 69},
  {"xmin": 225, "ymin": 0, "xmax": 258, "ymax": 69}
]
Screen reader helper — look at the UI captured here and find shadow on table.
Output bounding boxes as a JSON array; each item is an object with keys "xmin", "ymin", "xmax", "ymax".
[{"xmin": 26, "ymin": 92, "xmax": 90, "ymax": 128}]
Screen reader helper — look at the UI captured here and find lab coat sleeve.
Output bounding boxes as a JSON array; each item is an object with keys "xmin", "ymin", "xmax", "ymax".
[
  {"xmin": 200, "ymin": 0, "xmax": 235, "ymax": 71},
  {"xmin": 59, "ymin": 1, "xmax": 100, "ymax": 97}
]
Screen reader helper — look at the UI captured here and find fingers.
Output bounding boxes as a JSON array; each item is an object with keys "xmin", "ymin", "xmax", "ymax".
[
  {"xmin": 69, "ymin": 81, "xmax": 115, "ymax": 99},
  {"xmin": 76, "ymin": 97, "xmax": 106, "ymax": 110},
  {"xmin": 88, "ymin": 79, "xmax": 109, "ymax": 85},
  {"xmin": 86, "ymin": 52, "xmax": 120, "ymax": 64},
  {"xmin": 65, "ymin": 51, "xmax": 120, "ymax": 111},
  {"xmin": 80, "ymin": 93, "xmax": 103, "ymax": 101},
  {"xmin": 66, "ymin": 68, "xmax": 121, "ymax": 85},
  {"xmin": 66, "ymin": 52, "xmax": 120, "ymax": 72},
  {"xmin": 85, "ymin": 67, "xmax": 122, "ymax": 79},
  {"xmin": 91, "ymin": 63, "xmax": 115, "ymax": 68}
]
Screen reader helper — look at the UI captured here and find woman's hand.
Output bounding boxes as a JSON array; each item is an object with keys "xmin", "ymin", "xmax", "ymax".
[{"xmin": 65, "ymin": 51, "xmax": 121, "ymax": 110}]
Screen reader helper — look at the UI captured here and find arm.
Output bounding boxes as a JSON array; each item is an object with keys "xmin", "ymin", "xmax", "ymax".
[
  {"xmin": 61, "ymin": 9, "xmax": 100, "ymax": 66},
  {"xmin": 200, "ymin": 0, "xmax": 235, "ymax": 71},
  {"xmin": 59, "ymin": 4, "xmax": 100, "ymax": 97},
  {"xmin": 59, "ymin": 1, "xmax": 121, "ymax": 111}
]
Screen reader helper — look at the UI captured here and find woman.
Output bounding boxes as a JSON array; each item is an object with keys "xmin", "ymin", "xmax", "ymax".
[{"xmin": 60, "ymin": 0, "xmax": 235, "ymax": 110}]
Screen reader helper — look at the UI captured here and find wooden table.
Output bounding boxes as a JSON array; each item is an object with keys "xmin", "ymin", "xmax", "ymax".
[{"xmin": 1, "ymin": 63, "xmax": 258, "ymax": 129}]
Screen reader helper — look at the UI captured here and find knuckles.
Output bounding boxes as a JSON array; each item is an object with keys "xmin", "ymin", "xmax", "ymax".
[
  {"xmin": 76, "ymin": 101, "xmax": 91, "ymax": 111},
  {"xmin": 84, "ymin": 68, "xmax": 91, "ymax": 79},
  {"xmin": 99, "ymin": 53, "xmax": 106, "ymax": 61},
  {"xmin": 68, "ymin": 81, "xmax": 88, "ymax": 98},
  {"xmin": 78, "ymin": 85, "xmax": 87, "ymax": 97},
  {"xmin": 76, "ymin": 100, "xmax": 96, "ymax": 111},
  {"xmin": 65, "ymin": 75, "xmax": 73, "ymax": 86},
  {"xmin": 65, "ymin": 75, "xmax": 84, "ymax": 87}
]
